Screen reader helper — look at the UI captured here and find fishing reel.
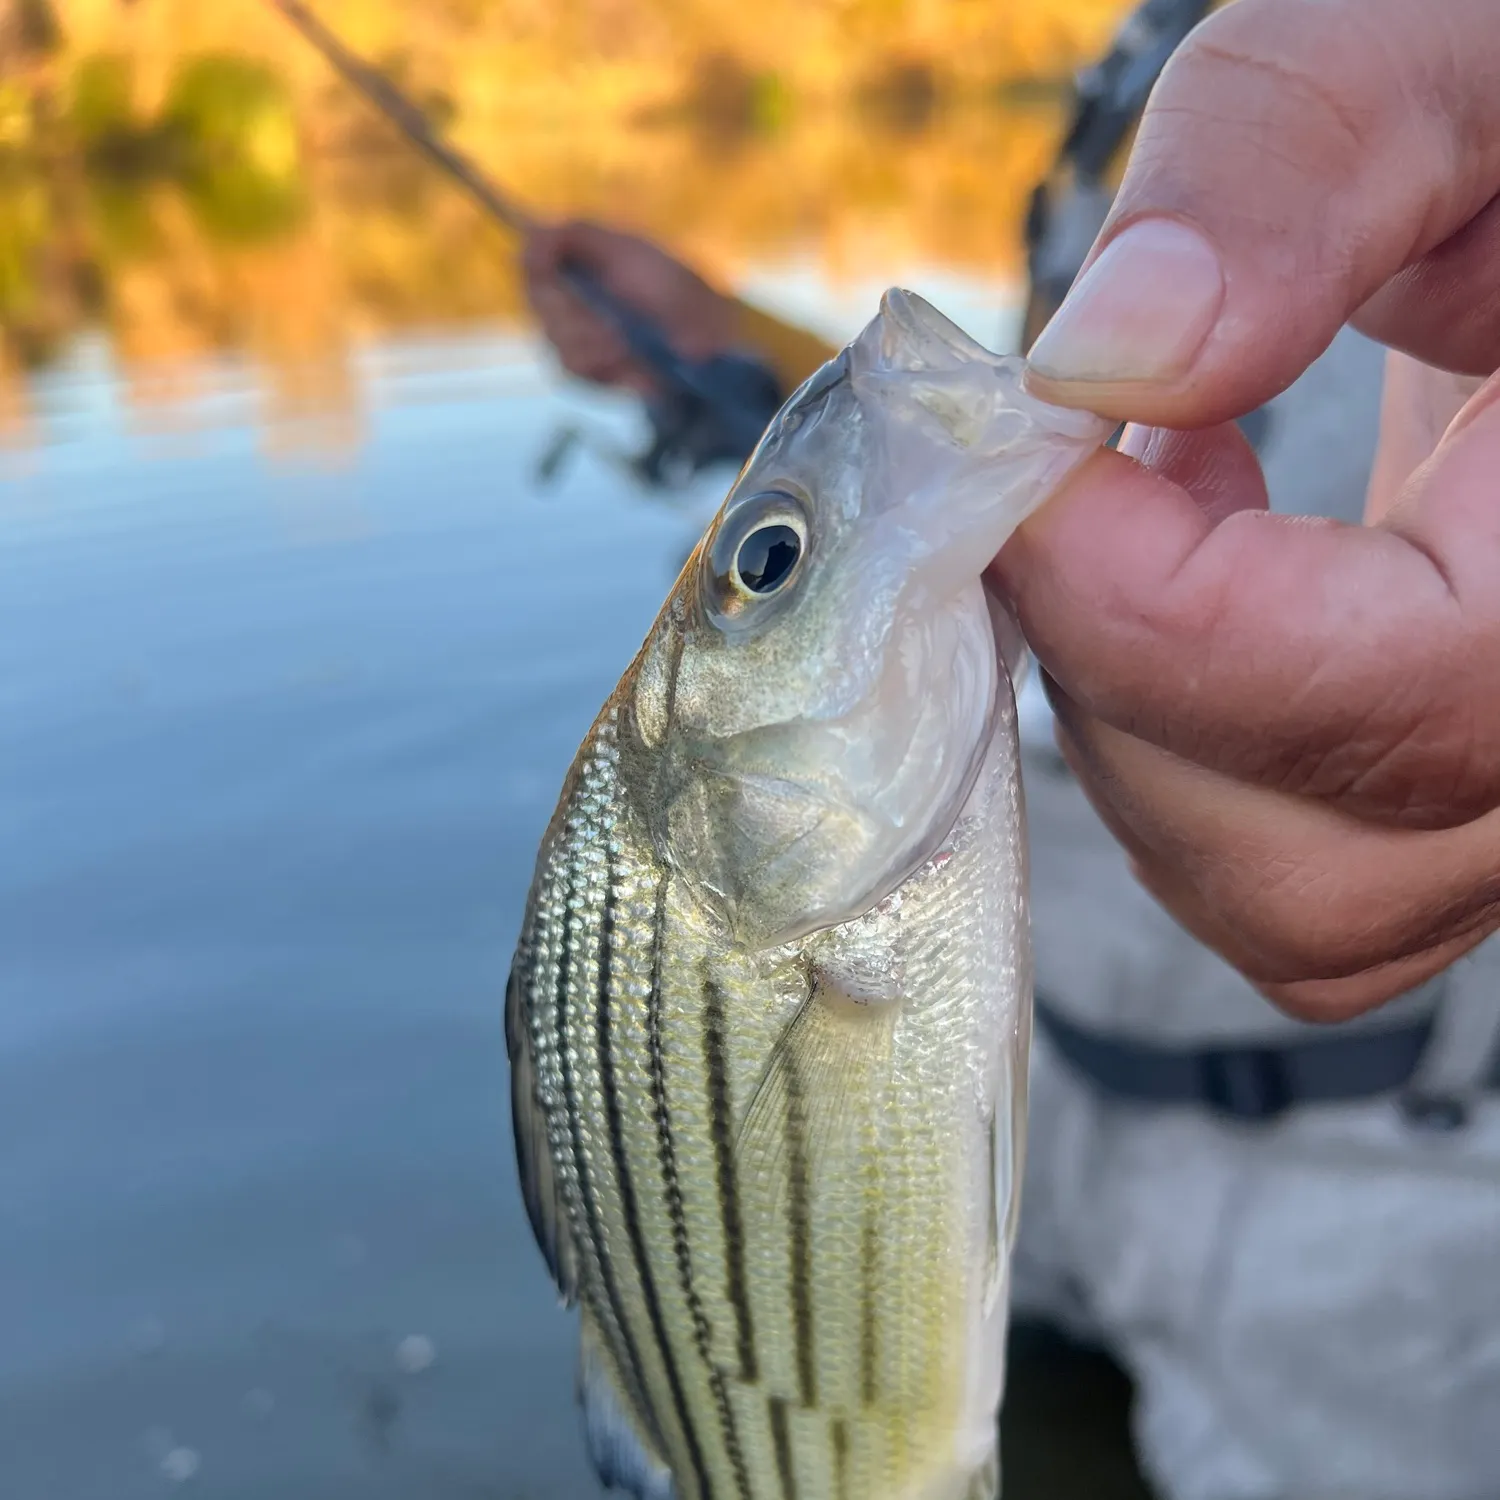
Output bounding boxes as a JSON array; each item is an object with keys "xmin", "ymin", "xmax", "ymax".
[
  {"xmin": 635, "ymin": 350, "xmax": 785, "ymax": 487},
  {"xmin": 535, "ymin": 349, "xmax": 785, "ymax": 495}
]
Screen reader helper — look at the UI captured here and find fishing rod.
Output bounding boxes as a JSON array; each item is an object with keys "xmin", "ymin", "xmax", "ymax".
[{"xmin": 267, "ymin": 0, "xmax": 784, "ymax": 485}]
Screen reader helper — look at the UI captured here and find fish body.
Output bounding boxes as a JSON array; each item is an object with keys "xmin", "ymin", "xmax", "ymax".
[{"xmin": 507, "ymin": 291, "xmax": 1110, "ymax": 1500}]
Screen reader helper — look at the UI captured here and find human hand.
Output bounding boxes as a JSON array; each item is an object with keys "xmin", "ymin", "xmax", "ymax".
[
  {"xmin": 522, "ymin": 220, "xmax": 737, "ymax": 397},
  {"xmin": 991, "ymin": 0, "xmax": 1500, "ymax": 1020}
]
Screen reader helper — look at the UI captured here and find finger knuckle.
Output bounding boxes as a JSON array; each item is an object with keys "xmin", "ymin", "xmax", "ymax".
[
  {"xmin": 1259, "ymin": 972, "xmax": 1421, "ymax": 1023},
  {"xmin": 1233, "ymin": 859, "xmax": 1375, "ymax": 976},
  {"xmin": 1229, "ymin": 850, "xmax": 1498, "ymax": 998},
  {"xmin": 1264, "ymin": 642, "xmax": 1500, "ymax": 831},
  {"xmin": 1182, "ymin": 0, "xmax": 1400, "ymax": 141},
  {"xmin": 1176, "ymin": 33, "xmax": 1376, "ymax": 158}
]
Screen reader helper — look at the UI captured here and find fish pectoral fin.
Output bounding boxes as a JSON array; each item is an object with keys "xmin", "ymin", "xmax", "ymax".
[
  {"xmin": 734, "ymin": 972, "xmax": 898, "ymax": 1217},
  {"xmin": 506, "ymin": 954, "xmax": 580, "ymax": 1304},
  {"xmin": 578, "ymin": 1315, "xmax": 676, "ymax": 1500}
]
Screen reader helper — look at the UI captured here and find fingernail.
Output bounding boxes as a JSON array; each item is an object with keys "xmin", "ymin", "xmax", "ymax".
[{"xmin": 1027, "ymin": 218, "xmax": 1225, "ymax": 388}]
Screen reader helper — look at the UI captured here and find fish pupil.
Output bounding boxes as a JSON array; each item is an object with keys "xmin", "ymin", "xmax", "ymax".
[{"xmin": 736, "ymin": 524, "xmax": 801, "ymax": 594}]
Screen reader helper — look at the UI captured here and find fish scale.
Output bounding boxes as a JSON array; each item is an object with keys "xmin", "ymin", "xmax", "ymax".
[{"xmin": 508, "ymin": 289, "xmax": 1112, "ymax": 1500}]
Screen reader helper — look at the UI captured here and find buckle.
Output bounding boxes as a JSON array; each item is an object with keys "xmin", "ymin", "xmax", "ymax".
[
  {"xmin": 1400, "ymin": 1093, "xmax": 1470, "ymax": 1134},
  {"xmin": 1201, "ymin": 1047, "xmax": 1292, "ymax": 1122}
]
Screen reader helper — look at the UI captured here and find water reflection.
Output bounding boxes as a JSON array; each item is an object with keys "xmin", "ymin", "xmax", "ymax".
[
  {"xmin": 1, "ymin": 100, "xmax": 1068, "ymax": 452},
  {"xmin": 1, "ymin": 0, "xmax": 1094, "ymax": 455}
]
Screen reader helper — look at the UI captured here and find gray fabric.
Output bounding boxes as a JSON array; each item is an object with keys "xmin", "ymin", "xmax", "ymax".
[
  {"xmin": 1406, "ymin": 950, "xmax": 1500, "ymax": 1105},
  {"xmin": 1013, "ymin": 1037, "xmax": 1500, "ymax": 1500},
  {"xmin": 1259, "ymin": 326, "xmax": 1386, "ymax": 522}
]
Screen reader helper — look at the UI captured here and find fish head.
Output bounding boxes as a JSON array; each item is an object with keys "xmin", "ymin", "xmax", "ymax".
[{"xmin": 621, "ymin": 288, "xmax": 1109, "ymax": 948}]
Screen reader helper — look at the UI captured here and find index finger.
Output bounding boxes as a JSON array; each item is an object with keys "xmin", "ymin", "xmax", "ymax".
[{"xmin": 993, "ymin": 388, "xmax": 1500, "ymax": 831}]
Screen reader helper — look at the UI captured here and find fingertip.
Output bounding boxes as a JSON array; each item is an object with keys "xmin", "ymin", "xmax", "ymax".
[
  {"xmin": 621, "ymin": 367, "xmax": 659, "ymax": 398},
  {"xmin": 527, "ymin": 281, "xmax": 567, "ymax": 318},
  {"xmin": 569, "ymin": 349, "xmax": 626, "ymax": 386},
  {"xmin": 1121, "ymin": 421, "xmax": 1270, "ymax": 524}
]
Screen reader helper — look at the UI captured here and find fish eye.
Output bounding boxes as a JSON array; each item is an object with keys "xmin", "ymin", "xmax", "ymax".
[
  {"xmin": 735, "ymin": 524, "xmax": 801, "ymax": 594},
  {"xmin": 703, "ymin": 489, "xmax": 810, "ymax": 627}
]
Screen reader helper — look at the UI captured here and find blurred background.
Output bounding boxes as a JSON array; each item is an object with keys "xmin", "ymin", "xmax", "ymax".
[{"xmin": 0, "ymin": 2, "xmax": 1138, "ymax": 1496}]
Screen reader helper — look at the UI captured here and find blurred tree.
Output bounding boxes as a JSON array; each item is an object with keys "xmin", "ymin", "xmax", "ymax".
[
  {"xmin": 0, "ymin": 0, "xmax": 1130, "ymax": 449},
  {"xmin": 64, "ymin": 51, "xmax": 144, "ymax": 159}
]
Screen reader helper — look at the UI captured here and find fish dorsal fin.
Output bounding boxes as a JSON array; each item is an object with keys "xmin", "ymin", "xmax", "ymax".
[
  {"xmin": 579, "ymin": 1315, "xmax": 677, "ymax": 1500},
  {"xmin": 505, "ymin": 951, "xmax": 579, "ymax": 1303}
]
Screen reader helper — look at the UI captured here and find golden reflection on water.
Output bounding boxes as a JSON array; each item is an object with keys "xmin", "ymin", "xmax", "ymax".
[{"xmin": 0, "ymin": 0, "xmax": 1133, "ymax": 450}]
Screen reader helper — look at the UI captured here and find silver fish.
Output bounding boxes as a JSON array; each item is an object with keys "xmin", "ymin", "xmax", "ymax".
[{"xmin": 507, "ymin": 290, "xmax": 1110, "ymax": 1500}]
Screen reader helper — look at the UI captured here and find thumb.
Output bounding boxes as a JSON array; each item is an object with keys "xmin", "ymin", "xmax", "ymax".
[{"xmin": 1023, "ymin": 0, "xmax": 1500, "ymax": 427}]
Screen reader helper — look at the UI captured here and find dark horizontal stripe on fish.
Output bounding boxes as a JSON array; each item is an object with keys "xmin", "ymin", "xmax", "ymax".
[
  {"xmin": 553, "ymin": 831, "xmax": 664, "ymax": 1453},
  {"xmin": 703, "ymin": 977, "xmax": 758, "ymax": 1383},
  {"xmin": 832, "ymin": 1416, "xmax": 849, "ymax": 1500},
  {"xmin": 860, "ymin": 1210, "xmax": 879, "ymax": 1408},
  {"xmin": 596, "ymin": 850, "xmax": 713, "ymax": 1500},
  {"xmin": 769, "ymin": 1396, "xmax": 798, "ymax": 1500},
  {"xmin": 784, "ymin": 1025, "xmax": 816, "ymax": 1410},
  {"xmin": 647, "ymin": 874, "xmax": 752, "ymax": 1500}
]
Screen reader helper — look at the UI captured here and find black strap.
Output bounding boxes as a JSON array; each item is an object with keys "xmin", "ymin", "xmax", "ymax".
[{"xmin": 1033, "ymin": 997, "xmax": 1493, "ymax": 1124}]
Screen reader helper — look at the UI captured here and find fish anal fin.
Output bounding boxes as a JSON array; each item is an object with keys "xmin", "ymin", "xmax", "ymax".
[
  {"xmin": 578, "ymin": 1316, "xmax": 676, "ymax": 1500},
  {"xmin": 734, "ymin": 969, "xmax": 898, "ymax": 1216},
  {"xmin": 506, "ymin": 953, "xmax": 579, "ymax": 1304}
]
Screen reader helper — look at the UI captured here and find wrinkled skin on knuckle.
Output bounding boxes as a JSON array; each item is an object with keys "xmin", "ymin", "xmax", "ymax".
[
  {"xmin": 1327, "ymin": 706, "xmax": 1500, "ymax": 830},
  {"xmin": 1141, "ymin": 557, "xmax": 1500, "ymax": 827},
  {"xmin": 1359, "ymin": 240, "xmax": 1500, "ymax": 376},
  {"xmin": 1260, "ymin": 912, "xmax": 1500, "ymax": 1021},
  {"xmin": 1222, "ymin": 850, "xmax": 1500, "ymax": 1016},
  {"xmin": 1193, "ymin": 849, "xmax": 1385, "ymax": 987},
  {"xmin": 1254, "ymin": 676, "xmax": 1500, "ymax": 829},
  {"xmin": 1323, "ymin": 595, "xmax": 1500, "ymax": 826}
]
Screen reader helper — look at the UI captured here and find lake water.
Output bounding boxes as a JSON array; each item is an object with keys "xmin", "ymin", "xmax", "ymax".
[{"xmin": 0, "ymin": 266, "xmax": 1028, "ymax": 1498}]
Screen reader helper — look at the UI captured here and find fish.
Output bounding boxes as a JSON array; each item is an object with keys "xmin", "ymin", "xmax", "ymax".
[{"xmin": 506, "ymin": 289, "xmax": 1112, "ymax": 1500}]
